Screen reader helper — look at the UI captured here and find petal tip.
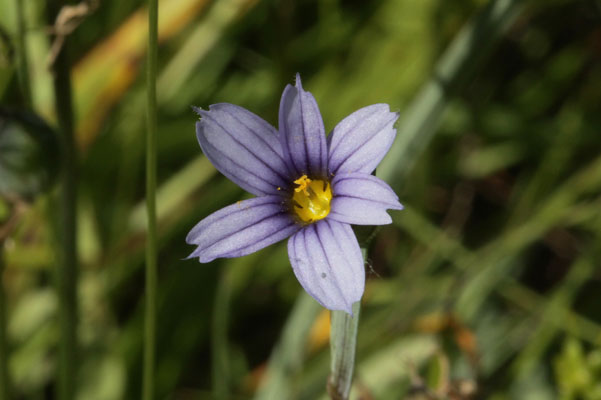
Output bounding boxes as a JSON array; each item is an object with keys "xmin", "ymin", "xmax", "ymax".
[
  {"xmin": 186, "ymin": 244, "xmax": 213, "ymax": 262},
  {"xmin": 192, "ymin": 106, "xmax": 203, "ymax": 116},
  {"xmin": 295, "ymin": 73, "xmax": 302, "ymax": 89},
  {"xmin": 391, "ymin": 201, "xmax": 404, "ymax": 211},
  {"xmin": 186, "ymin": 248, "xmax": 215, "ymax": 264},
  {"xmin": 206, "ymin": 103, "xmax": 228, "ymax": 112},
  {"xmin": 379, "ymin": 214, "xmax": 393, "ymax": 225},
  {"xmin": 185, "ymin": 248, "xmax": 200, "ymax": 261},
  {"xmin": 183, "ymin": 251, "xmax": 198, "ymax": 262},
  {"xmin": 194, "ymin": 107, "xmax": 211, "ymax": 120}
]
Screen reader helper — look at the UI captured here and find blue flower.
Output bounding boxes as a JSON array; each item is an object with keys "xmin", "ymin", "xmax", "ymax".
[{"xmin": 187, "ymin": 74, "xmax": 402, "ymax": 313}]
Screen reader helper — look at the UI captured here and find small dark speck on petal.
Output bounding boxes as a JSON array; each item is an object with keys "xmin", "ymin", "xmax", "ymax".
[{"xmin": 321, "ymin": 272, "xmax": 327, "ymax": 279}]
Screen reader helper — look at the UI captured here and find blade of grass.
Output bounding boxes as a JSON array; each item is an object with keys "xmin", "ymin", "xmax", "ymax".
[
  {"xmin": 509, "ymin": 253, "xmax": 599, "ymax": 376},
  {"xmin": 209, "ymin": 250, "xmax": 276, "ymax": 400},
  {"xmin": 378, "ymin": 0, "xmax": 522, "ymax": 186},
  {"xmin": 129, "ymin": 157, "xmax": 216, "ymax": 233},
  {"xmin": 142, "ymin": 0, "xmax": 158, "ymax": 398},
  {"xmin": 253, "ymin": 292, "xmax": 322, "ymax": 400},
  {"xmin": 456, "ymin": 155, "xmax": 601, "ymax": 320},
  {"xmin": 394, "ymin": 153, "xmax": 601, "ymax": 322},
  {"xmin": 507, "ymin": 105, "xmax": 583, "ymax": 226},
  {"xmin": 499, "ymin": 278, "xmax": 601, "ymax": 346},
  {"xmin": 72, "ymin": 0, "xmax": 212, "ymax": 148},
  {"xmin": 158, "ymin": 0, "xmax": 258, "ymax": 105},
  {"xmin": 46, "ymin": 1, "xmax": 79, "ymax": 398},
  {"xmin": 350, "ymin": 335, "xmax": 438, "ymax": 400},
  {"xmin": 393, "ymin": 204, "xmax": 601, "ymax": 344},
  {"xmin": 129, "ymin": 157, "xmax": 217, "ymax": 233}
]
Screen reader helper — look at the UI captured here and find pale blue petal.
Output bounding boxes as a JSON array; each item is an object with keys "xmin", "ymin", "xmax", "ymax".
[
  {"xmin": 187, "ymin": 196, "xmax": 299, "ymax": 262},
  {"xmin": 328, "ymin": 104, "xmax": 399, "ymax": 175},
  {"xmin": 287, "ymin": 219, "xmax": 364, "ymax": 313},
  {"xmin": 279, "ymin": 74, "xmax": 328, "ymax": 178},
  {"xmin": 195, "ymin": 104, "xmax": 290, "ymax": 196},
  {"xmin": 328, "ymin": 172, "xmax": 403, "ymax": 225}
]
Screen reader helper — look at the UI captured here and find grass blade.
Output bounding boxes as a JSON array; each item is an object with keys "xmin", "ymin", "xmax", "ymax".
[
  {"xmin": 253, "ymin": 292, "xmax": 322, "ymax": 400},
  {"xmin": 46, "ymin": 1, "xmax": 79, "ymax": 398},
  {"xmin": 378, "ymin": 0, "xmax": 522, "ymax": 186},
  {"xmin": 142, "ymin": 0, "xmax": 158, "ymax": 397}
]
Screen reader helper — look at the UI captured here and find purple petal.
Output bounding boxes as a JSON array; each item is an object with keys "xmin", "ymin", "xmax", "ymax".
[
  {"xmin": 187, "ymin": 196, "xmax": 299, "ymax": 262},
  {"xmin": 195, "ymin": 104, "xmax": 290, "ymax": 196},
  {"xmin": 328, "ymin": 104, "xmax": 399, "ymax": 175},
  {"xmin": 329, "ymin": 172, "xmax": 403, "ymax": 225},
  {"xmin": 287, "ymin": 220, "xmax": 364, "ymax": 313},
  {"xmin": 279, "ymin": 74, "xmax": 328, "ymax": 178}
]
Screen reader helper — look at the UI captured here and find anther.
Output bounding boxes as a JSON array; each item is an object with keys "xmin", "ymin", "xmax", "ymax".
[{"xmin": 290, "ymin": 177, "xmax": 332, "ymax": 224}]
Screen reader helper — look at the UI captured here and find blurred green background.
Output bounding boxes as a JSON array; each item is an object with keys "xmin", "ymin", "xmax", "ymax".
[{"xmin": 1, "ymin": 0, "xmax": 601, "ymax": 398}]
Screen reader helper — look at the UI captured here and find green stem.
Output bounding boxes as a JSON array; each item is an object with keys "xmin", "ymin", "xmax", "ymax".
[
  {"xmin": 0, "ymin": 244, "xmax": 10, "ymax": 400},
  {"xmin": 15, "ymin": 0, "xmax": 32, "ymax": 106},
  {"xmin": 328, "ymin": 247, "xmax": 366, "ymax": 400},
  {"xmin": 46, "ymin": 1, "xmax": 78, "ymax": 399},
  {"xmin": 143, "ymin": 0, "xmax": 158, "ymax": 398},
  {"xmin": 327, "ymin": 302, "xmax": 360, "ymax": 400}
]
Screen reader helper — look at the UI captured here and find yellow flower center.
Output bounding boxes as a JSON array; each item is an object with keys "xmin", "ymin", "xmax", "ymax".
[{"xmin": 291, "ymin": 175, "xmax": 332, "ymax": 223}]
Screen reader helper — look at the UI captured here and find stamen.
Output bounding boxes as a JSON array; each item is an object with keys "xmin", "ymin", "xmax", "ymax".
[
  {"xmin": 291, "ymin": 176, "xmax": 332, "ymax": 224},
  {"xmin": 293, "ymin": 175, "xmax": 312, "ymax": 195}
]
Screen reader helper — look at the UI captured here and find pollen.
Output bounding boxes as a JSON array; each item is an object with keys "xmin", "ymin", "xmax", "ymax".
[
  {"xmin": 291, "ymin": 176, "xmax": 332, "ymax": 223},
  {"xmin": 293, "ymin": 175, "xmax": 312, "ymax": 195}
]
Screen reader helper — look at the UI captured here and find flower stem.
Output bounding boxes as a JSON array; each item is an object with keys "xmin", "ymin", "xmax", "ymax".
[
  {"xmin": 0, "ymin": 243, "xmax": 10, "ymax": 400},
  {"xmin": 327, "ymin": 245, "xmax": 369, "ymax": 400},
  {"xmin": 327, "ymin": 302, "xmax": 361, "ymax": 400},
  {"xmin": 328, "ymin": 246, "xmax": 368, "ymax": 399},
  {"xmin": 143, "ymin": 0, "xmax": 158, "ymax": 398},
  {"xmin": 46, "ymin": 0, "xmax": 78, "ymax": 398}
]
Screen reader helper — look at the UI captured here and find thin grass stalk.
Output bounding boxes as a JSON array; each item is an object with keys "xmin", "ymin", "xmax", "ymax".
[
  {"xmin": 15, "ymin": 0, "xmax": 32, "ymax": 106},
  {"xmin": 0, "ymin": 243, "xmax": 10, "ymax": 400},
  {"xmin": 46, "ymin": 1, "xmax": 78, "ymax": 398},
  {"xmin": 143, "ymin": 0, "xmax": 159, "ymax": 398}
]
